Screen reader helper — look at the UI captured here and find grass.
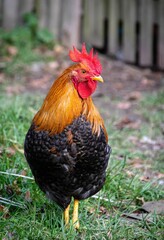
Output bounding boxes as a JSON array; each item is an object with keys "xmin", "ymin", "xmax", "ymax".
[
  {"xmin": 0, "ymin": 87, "xmax": 164, "ymax": 239},
  {"xmin": 0, "ymin": 12, "xmax": 55, "ymax": 76}
]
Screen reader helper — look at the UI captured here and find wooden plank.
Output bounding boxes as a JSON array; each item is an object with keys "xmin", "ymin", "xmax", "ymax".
[
  {"xmin": 158, "ymin": 0, "xmax": 164, "ymax": 69},
  {"xmin": 82, "ymin": 0, "xmax": 95, "ymax": 44},
  {"xmin": 122, "ymin": 0, "xmax": 136, "ymax": 62},
  {"xmin": 82, "ymin": 0, "xmax": 105, "ymax": 47},
  {"xmin": 139, "ymin": 0, "xmax": 153, "ymax": 66},
  {"xmin": 18, "ymin": 0, "xmax": 34, "ymax": 24},
  {"xmin": 108, "ymin": 0, "xmax": 119, "ymax": 55},
  {"xmin": 60, "ymin": 0, "xmax": 81, "ymax": 47},
  {"xmin": 153, "ymin": 0, "xmax": 158, "ymax": 24},
  {"xmin": 2, "ymin": 0, "xmax": 19, "ymax": 29},
  {"xmin": 38, "ymin": 0, "xmax": 49, "ymax": 29},
  {"xmin": 48, "ymin": 0, "xmax": 61, "ymax": 38},
  {"xmin": 92, "ymin": 0, "xmax": 105, "ymax": 47},
  {"xmin": 0, "ymin": 0, "xmax": 3, "ymax": 26}
]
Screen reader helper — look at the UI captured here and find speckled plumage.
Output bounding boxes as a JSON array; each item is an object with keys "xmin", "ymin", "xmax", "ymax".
[{"xmin": 24, "ymin": 115, "xmax": 111, "ymax": 209}]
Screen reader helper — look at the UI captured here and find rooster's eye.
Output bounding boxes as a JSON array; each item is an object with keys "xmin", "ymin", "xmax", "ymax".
[{"xmin": 81, "ymin": 69, "xmax": 86, "ymax": 74}]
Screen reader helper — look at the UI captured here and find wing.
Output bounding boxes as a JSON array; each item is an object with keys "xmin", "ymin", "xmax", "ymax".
[{"xmin": 24, "ymin": 116, "xmax": 111, "ymax": 209}]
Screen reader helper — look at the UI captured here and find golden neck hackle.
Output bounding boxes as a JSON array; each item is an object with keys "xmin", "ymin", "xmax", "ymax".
[{"xmin": 33, "ymin": 65, "xmax": 108, "ymax": 140}]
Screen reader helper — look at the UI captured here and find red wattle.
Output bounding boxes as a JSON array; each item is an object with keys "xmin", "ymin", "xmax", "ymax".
[{"xmin": 77, "ymin": 80, "xmax": 97, "ymax": 99}]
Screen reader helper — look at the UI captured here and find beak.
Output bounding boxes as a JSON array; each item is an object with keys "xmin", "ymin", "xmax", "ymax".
[{"xmin": 92, "ymin": 75, "xmax": 104, "ymax": 83}]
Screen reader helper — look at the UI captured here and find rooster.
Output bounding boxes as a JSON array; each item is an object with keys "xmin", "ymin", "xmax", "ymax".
[{"xmin": 24, "ymin": 44, "xmax": 111, "ymax": 229}]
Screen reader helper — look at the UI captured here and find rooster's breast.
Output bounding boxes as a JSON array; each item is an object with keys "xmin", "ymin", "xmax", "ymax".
[{"xmin": 24, "ymin": 115, "xmax": 111, "ymax": 209}]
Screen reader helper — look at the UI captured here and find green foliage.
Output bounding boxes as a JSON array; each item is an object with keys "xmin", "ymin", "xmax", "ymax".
[
  {"xmin": 0, "ymin": 13, "xmax": 54, "ymax": 75},
  {"xmin": 0, "ymin": 27, "xmax": 32, "ymax": 48},
  {"xmin": 23, "ymin": 12, "xmax": 54, "ymax": 47},
  {"xmin": 23, "ymin": 12, "xmax": 38, "ymax": 32},
  {"xmin": 37, "ymin": 29, "xmax": 55, "ymax": 45},
  {"xmin": 0, "ymin": 13, "xmax": 54, "ymax": 48},
  {"xmin": 140, "ymin": 90, "xmax": 164, "ymax": 107}
]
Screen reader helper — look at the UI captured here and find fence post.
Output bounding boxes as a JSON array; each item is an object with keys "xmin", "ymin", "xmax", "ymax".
[
  {"xmin": 60, "ymin": 0, "xmax": 81, "ymax": 47},
  {"xmin": 0, "ymin": 0, "xmax": 3, "ymax": 26},
  {"xmin": 37, "ymin": 0, "xmax": 62, "ymax": 41},
  {"xmin": 82, "ymin": 0, "xmax": 105, "ymax": 48},
  {"xmin": 139, "ymin": 0, "xmax": 153, "ymax": 66},
  {"xmin": 82, "ymin": 0, "xmax": 94, "ymax": 45},
  {"xmin": 48, "ymin": 0, "xmax": 61, "ymax": 39},
  {"xmin": 38, "ymin": 0, "xmax": 48, "ymax": 29},
  {"xmin": 108, "ymin": 0, "xmax": 119, "ymax": 56},
  {"xmin": 159, "ymin": 0, "xmax": 164, "ymax": 69},
  {"xmin": 122, "ymin": 0, "xmax": 136, "ymax": 63},
  {"xmin": 2, "ymin": 0, "xmax": 19, "ymax": 29}
]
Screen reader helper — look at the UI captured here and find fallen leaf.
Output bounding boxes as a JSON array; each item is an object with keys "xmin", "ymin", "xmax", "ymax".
[
  {"xmin": 0, "ymin": 147, "xmax": 3, "ymax": 156},
  {"xmin": 116, "ymin": 117, "xmax": 140, "ymax": 130},
  {"xmin": 7, "ymin": 45, "xmax": 18, "ymax": 56},
  {"xmin": 129, "ymin": 158, "xmax": 144, "ymax": 166},
  {"xmin": 0, "ymin": 205, "xmax": 5, "ymax": 212},
  {"xmin": 30, "ymin": 62, "xmax": 45, "ymax": 73},
  {"xmin": 13, "ymin": 144, "xmax": 24, "ymax": 154},
  {"xmin": 99, "ymin": 206, "xmax": 110, "ymax": 216},
  {"xmin": 141, "ymin": 200, "xmax": 164, "ymax": 215},
  {"xmin": 5, "ymin": 85, "xmax": 25, "ymax": 95},
  {"xmin": 132, "ymin": 163, "xmax": 144, "ymax": 169},
  {"xmin": 6, "ymin": 185, "xmax": 14, "ymax": 196},
  {"xmin": 13, "ymin": 180, "xmax": 21, "ymax": 195},
  {"xmin": 128, "ymin": 121, "xmax": 140, "ymax": 129},
  {"xmin": 136, "ymin": 197, "xmax": 145, "ymax": 205},
  {"xmin": 122, "ymin": 212, "xmax": 153, "ymax": 223},
  {"xmin": 47, "ymin": 61, "xmax": 59, "ymax": 70},
  {"xmin": 107, "ymin": 230, "xmax": 112, "ymax": 238},
  {"xmin": 53, "ymin": 45, "xmax": 65, "ymax": 54},
  {"xmin": 25, "ymin": 190, "xmax": 32, "ymax": 202},
  {"xmin": 0, "ymin": 205, "xmax": 10, "ymax": 219},
  {"xmin": 6, "ymin": 147, "xmax": 16, "ymax": 157},
  {"xmin": 141, "ymin": 78, "xmax": 156, "ymax": 87},
  {"xmin": 157, "ymin": 173, "xmax": 164, "ymax": 179},
  {"xmin": 126, "ymin": 170, "xmax": 135, "ymax": 177},
  {"xmin": 117, "ymin": 102, "xmax": 131, "ymax": 110},
  {"xmin": 28, "ymin": 75, "xmax": 50, "ymax": 89},
  {"xmin": 140, "ymin": 136, "xmax": 156, "ymax": 145},
  {"xmin": 20, "ymin": 170, "xmax": 27, "ymax": 176},
  {"xmin": 88, "ymin": 207, "xmax": 95, "ymax": 214},
  {"xmin": 127, "ymin": 136, "xmax": 138, "ymax": 144},
  {"xmin": 0, "ymin": 73, "xmax": 5, "ymax": 83},
  {"xmin": 139, "ymin": 175, "xmax": 150, "ymax": 182},
  {"xmin": 115, "ymin": 117, "xmax": 132, "ymax": 129},
  {"xmin": 3, "ymin": 212, "xmax": 10, "ymax": 219},
  {"xmin": 114, "ymin": 82, "xmax": 124, "ymax": 90},
  {"xmin": 125, "ymin": 91, "xmax": 142, "ymax": 101}
]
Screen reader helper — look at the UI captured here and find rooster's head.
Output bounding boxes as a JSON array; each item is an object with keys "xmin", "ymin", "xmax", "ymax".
[{"xmin": 69, "ymin": 43, "xmax": 103, "ymax": 99}]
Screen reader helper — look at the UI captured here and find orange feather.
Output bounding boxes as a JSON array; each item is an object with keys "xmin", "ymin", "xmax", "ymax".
[{"xmin": 33, "ymin": 64, "xmax": 108, "ymax": 140}]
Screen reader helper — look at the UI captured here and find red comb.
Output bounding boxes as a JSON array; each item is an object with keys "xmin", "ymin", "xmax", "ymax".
[{"xmin": 69, "ymin": 43, "xmax": 102, "ymax": 75}]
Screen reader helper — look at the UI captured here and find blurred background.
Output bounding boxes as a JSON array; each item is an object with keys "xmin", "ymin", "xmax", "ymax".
[{"xmin": 0, "ymin": 0, "xmax": 164, "ymax": 70}]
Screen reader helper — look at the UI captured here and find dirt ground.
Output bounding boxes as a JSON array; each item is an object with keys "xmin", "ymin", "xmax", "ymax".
[{"xmin": 4, "ymin": 46, "xmax": 163, "ymax": 124}]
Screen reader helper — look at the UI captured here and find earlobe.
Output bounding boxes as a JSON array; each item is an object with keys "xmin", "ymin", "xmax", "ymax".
[{"xmin": 71, "ymin": 70, "xmax": 78, "ymax": 77}]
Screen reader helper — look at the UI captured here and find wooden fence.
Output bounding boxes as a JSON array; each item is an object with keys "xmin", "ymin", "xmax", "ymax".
[{"xmin": 0, "ymin": 0, "xmax": 164, "ymax": 69}]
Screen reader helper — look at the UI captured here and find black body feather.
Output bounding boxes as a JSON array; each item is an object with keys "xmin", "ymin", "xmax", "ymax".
[{"xmin": 24, "ymin": 116, "xmax": 111, "ymax": 209}]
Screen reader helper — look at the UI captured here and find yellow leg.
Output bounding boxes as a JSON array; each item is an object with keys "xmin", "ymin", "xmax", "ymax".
[
  {"xmin": 72, "ymin": 199, "xmax": 80, "ymax": 229},
  {"xmin": 64, "ymin": 204, "xmax": 70, "ymax": 226}
]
